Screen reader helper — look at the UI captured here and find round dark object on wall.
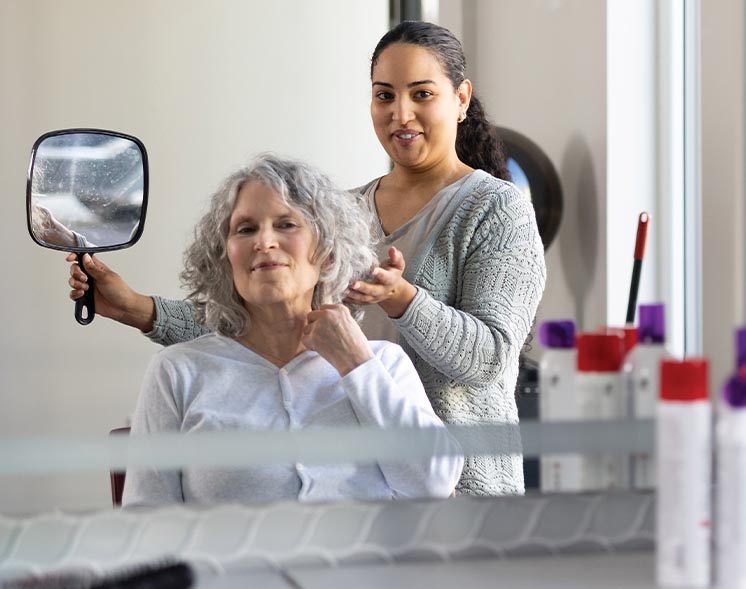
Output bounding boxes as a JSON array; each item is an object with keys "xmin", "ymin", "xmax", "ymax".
[{"xmin": 495, "ymin": 126, "xmax": 563, "ymax": 250}]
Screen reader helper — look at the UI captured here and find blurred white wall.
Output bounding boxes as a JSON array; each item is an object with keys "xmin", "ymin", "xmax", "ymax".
[
  {"xmin": 701, "ymin": 0, "xmax": 746, "ymax": 394},
  {"xmin": 0, "ymin": 0, "xmax": 389, "ymax": 512}
]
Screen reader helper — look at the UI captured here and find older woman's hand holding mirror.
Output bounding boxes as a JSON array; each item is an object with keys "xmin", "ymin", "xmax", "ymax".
[{"xmin": 27, "ymin": 128, "xmax": 148, "ymax": 325}]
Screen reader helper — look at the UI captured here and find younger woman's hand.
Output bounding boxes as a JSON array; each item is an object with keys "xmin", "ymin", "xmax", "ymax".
[
  {"xmin": 344, "ymin": 247, "xmax": 417, "ymax": 318},
  {"xmin": 67, "ymin": 253, "xmax": 156, "ymax": 331},
  {"xmin": 302, "ymin": 304, "xmax": 374, "ymax": 376}
]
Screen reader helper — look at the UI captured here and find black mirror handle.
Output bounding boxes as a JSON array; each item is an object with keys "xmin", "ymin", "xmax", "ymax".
[{"xmin": 74, "ymin": 252, "xmax": 95, "ymax": 325}]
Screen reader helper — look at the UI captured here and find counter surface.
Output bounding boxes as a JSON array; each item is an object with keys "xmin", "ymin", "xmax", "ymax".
[{"xmin": 197, "ymin": 553, "xmax": 657, "ymax": 588}]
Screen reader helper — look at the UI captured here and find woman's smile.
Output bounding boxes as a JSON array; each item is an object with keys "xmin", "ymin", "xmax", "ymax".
[
  {"xmin": 251, "ymin": 260, "xmax": 289, "ymax": 272},
  {"xmin": 392, "ymin": 129, "xmax": 423, "ymax": 146}
]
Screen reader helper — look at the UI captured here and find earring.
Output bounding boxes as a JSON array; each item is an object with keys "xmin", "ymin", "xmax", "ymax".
[{"xmin": 458, "ymin": 112, "xmax": 467, "ymax": 123}]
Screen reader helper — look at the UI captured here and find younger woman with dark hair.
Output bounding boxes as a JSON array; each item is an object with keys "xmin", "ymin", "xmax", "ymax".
[
  {"xmin": 68, "ymin": 21, "xmax": 546, "ymax": 496},
  {"xmin": 369, "ymin": 20, "xmax": 510, "ymax": 180}
]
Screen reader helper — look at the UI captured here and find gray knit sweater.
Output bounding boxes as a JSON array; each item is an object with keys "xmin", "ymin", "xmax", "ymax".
[{"xmin": 146, "ymin": 170, "xmax": 546, "ymax": 495}]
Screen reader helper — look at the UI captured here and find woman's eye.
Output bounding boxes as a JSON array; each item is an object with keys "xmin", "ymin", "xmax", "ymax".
[
  {"xmin": 278, "ymin": 221, "xmax": 298, "ymax": 230},
  {"xmin": 236, "ymin": 226, "xmax": 256, "ymax": 234},
  {"xmin": 375, "ymin": 91, "xmax": 394, "ymax": 101},
  {"xmin": 414, "ymin": 90, "xmax": 433, "ymax": 99}
]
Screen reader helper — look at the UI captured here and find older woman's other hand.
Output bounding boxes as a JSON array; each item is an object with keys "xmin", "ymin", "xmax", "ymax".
[
  {"xmin": 34, "ymin": 205, "xmax": 78, "ymax": 248},
  {"xmin": 302, "ymin": 304, "xmax": 374, "ymax": 376},
  {"xmin": 66, "ymin": 253, "xmax": 156, "ymax": 331},
  {"xmin": 344, "ymin": 247, "xmax": 417, "ymax": 318}
]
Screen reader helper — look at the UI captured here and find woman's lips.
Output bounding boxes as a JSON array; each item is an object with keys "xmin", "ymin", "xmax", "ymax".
[
  {"xmin": 392, "ymin": 130, "xmax": 421, "ymax": 145},
  {"xmin": 251, "ymin": 262, "xmax": 288, "ymax": 272}
]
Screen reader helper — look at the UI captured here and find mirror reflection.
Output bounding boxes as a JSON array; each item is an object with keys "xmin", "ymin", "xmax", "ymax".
[
  {"xmin": 4, "ymin": 0, "xmax": 736, "ymax": 518},
  {"xmin": 28, "ymin": 131, "xmax": 146, "ymax": 250}
]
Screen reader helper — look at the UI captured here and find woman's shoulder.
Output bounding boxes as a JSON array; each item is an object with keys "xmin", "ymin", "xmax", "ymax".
[
  {"xmin": 150, "ymin": 333, "xmax": 244, "ymax": 367},
  {"xmin": 440, "ymin": 172, "xmax": 525, "ymax": 229},
  {"xmin": 367, "ymin": 339, "xmax": 402, "ymax": 354},
  {"xmin": 467, "ymin": 170, "xmax": 527, "ymax": 206},
  {"xmin": 347, "ymin": 177, "xmax": 381, "ymax": 197},
  {"xmin": 366, "ymin": 340, "xmax": 414, "ymax": 367},
  {"xmin": 444, "ymin": 171, "xmax": 541, "ymax": 249}
]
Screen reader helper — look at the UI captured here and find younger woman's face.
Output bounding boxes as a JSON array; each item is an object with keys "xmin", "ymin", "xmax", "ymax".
[{"xmin": 370, "ymin": 43, "xmax": 471, "ymax": 173}]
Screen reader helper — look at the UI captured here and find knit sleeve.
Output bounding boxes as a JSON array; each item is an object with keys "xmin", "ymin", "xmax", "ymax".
[
  {"xmin": 393, "ymin": 185, "xmax": 546, "ymax": 386},
  {"xmin": 144, "ymin": 296, "xmax": 212, "ymax": 347}
]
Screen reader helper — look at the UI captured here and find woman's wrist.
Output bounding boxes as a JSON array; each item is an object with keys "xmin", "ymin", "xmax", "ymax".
[
  {"xmin": 120, "ymin": 294, "xmax": 157, "ymax": 332},
  {"xmin": 335, "ymin": 349, "xmax": 375, "ymax": 377},
  {"xmin": 379, "ymin": 281, "xmax": 417, "ymax": 319}
]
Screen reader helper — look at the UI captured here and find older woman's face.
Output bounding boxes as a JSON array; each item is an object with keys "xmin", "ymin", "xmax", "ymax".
[{"xmin": 227, "ymin": 180, "xmax": 321, "ymax": 313}]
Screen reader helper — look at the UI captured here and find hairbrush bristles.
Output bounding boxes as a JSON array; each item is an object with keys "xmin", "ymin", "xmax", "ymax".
[
  {"xmin": 92, "ymin": 561, "xmax": 193, "ymax": 589},
  {"xmin": 2, "ymin": 561, "xmax": 193, "ymax": 589}
]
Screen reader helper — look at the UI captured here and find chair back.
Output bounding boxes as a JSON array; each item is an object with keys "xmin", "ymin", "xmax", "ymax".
[{"xmin": 109, "ymin": 426, "xmax": 131, "ymax": 506}]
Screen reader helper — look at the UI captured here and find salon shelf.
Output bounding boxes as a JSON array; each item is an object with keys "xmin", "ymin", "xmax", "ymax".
[
  {"xmin": 0, "ymin": 491, "xmax": 653, "ymax": 583},
  {"xmin": 195, "ymin": 553, "xmax": 660, "ymax": 588},
  {"xmin": 287, "ymin": 552, "xmax": 657, "ymax": 588}
]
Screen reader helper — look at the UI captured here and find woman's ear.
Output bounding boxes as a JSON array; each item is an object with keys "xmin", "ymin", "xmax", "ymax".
[
  {"xmin": 320, "ymin": 254, "xmax": 333, "ymax": 270},
  {"xmin": 317, "ymin": 238, "xmax": 334, "ymax": 270},
  {"xmin": 458, "ymin": 79, "xmax": 473, "ymax": 112}
]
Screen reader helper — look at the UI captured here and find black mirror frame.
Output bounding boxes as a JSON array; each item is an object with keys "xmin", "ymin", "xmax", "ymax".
[{"xmin": 26, "ymin": 127, "xmax": 150, "ymax": 253}]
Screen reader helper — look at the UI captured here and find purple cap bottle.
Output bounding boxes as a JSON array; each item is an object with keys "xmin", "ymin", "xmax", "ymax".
[
  {"xmin": 539, "ymin": 320, "xmax": 576, "ymax": 349},
  {"xmin": 737, "ymin": 327, "xmax": 746, "ymax": 370},
  {"xmin": 722, "ymin": 374, "xmax": 746, "ymax": 408},
  {"xmin": 638, "ymin": 303, "xmax": 665, "ymax": 344}
]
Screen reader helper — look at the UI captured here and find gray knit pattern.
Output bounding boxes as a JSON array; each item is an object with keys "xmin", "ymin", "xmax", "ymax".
[
  {"xmin": 145, "ymin": 171, "xmax": 546, "ymax": 496},
  {"xmin": 390, "ymin": 172, "xmax": 546, "ymax": 495},
  {"xmin": 146, "ymin": 296, "xmax": 210, "ymax": 346}
]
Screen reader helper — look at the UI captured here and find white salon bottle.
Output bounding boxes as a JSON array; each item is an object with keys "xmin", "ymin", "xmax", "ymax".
[
  {"xmin": 538, "ymin": 320, "xmax": 577, "ymax": 493},
  {"xmin": 622, "ymin": 303, "xmax": 671, "ymax": 489},
  {"xmin": 656, "ymin": 358, "xmax": 711, "ymax": 588},
  {"xmin": 575, "ymin": 332, "xmax": 626, "ymax": 490},
  {"xmin": 716, "ymin": 329, "xmax": 746, "ymax": 589}
]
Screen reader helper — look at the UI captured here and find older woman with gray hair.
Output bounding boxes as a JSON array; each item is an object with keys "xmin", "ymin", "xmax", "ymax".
[{"xmin": 121, "ymin": 154, "xmax": 463, "ymax": 506}]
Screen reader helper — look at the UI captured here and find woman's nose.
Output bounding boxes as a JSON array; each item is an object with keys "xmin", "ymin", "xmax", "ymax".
[
  {"xmin": 392, "ymin": 98, "xmax": 414, "ymax": 124},
  {"xmin": 253, "ymin": 226, "xmax": 278, "ymax": 251}
]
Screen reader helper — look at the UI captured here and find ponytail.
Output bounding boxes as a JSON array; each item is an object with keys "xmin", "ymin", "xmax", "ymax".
[{"xmin": 456, "ymin": 94, "xmax": 510, "ymax": 181}]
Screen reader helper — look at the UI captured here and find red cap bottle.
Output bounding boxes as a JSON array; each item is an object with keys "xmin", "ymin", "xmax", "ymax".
[
  {"xmin": 576, "ymin": 333, "xmax": 625, "ymax": 372},
  {"xmin": 660, "ymin": 358, "xmax": 709, "ymax": 401}
]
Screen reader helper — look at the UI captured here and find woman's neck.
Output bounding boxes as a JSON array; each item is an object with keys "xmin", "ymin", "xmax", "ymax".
[
  {"xmin": 237, "ymin": 307, "xmax": 309, "ymax": 368},
  {"xmin": 374, "ymin": 159, "xmax": 473, "ymax": 235},
  {"xmin": 386, "ymin": 157, "xmax": 473, "ymax": 195}
]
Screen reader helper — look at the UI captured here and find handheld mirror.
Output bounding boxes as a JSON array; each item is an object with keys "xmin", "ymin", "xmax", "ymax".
[{"xmin": 26, "ymin": 128, "xmax": 149, "ymax": 325}]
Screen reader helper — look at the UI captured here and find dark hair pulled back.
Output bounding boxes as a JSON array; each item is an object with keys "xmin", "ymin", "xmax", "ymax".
[{"xmin": 370, "ymin": 21, "xmax": 509, "ymax": 181}]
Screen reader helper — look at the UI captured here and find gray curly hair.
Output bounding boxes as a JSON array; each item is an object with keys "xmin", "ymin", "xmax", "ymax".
[{"xmin": 181, "ymin": 153, "xmax": 378, "ymax": 337}]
